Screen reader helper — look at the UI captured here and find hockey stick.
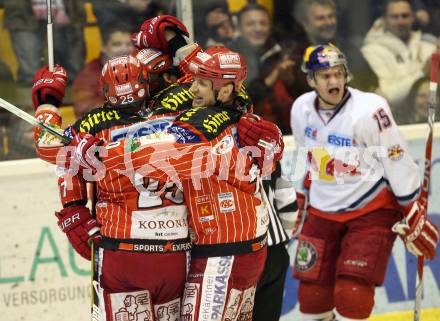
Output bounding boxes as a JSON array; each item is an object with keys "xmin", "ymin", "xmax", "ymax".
[
  {"xmin": 0, "ymin": 97, "xmax": 71, "ymax": 144},
  {"xmin": 414, "ymin": 52, "xmax": 440, "ymax": 321},
  {"xmin": 46, "ymin": 0, "xmax": 54, "ymax": 71}
]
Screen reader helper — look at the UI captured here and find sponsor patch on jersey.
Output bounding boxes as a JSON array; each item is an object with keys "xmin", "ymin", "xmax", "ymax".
[
  {"xmin": 295, "ymin": 240, "xmax": 317, "ymax": 272},
  {"xmin": 304, "ymin": 126, "xmax": 318, "ymax": 140},
  {"xmin": 77, "ymin": 109, "xmax": 123, "ymax": 134},
  {"xmin": 218, "ymin": 192, "xmax": 236, "ymax": 213},
  {"xmin": 168, "ymin": 124, "xmax": 201, "ymax": 143},
  {"xmin": 327, "ymin": 132, "xmax": 353, "ymax": 147},
  {"xmin": 111, "ymin": 118, "xmax": 173, "ymax": 141},
  {"xmin": 153, "ymin": 83, "xmax": 194, "ymax": 112},
  {"xmin": 196, "ymin": 195, "xmax": 214, "ymax": 222},
  {"xmin": 387, "ymin": 144, "xmax": 404, "ymax": 161},
  {"xmin": 212, "ymin": 135, "xmax": 234, "ymax": 155}
]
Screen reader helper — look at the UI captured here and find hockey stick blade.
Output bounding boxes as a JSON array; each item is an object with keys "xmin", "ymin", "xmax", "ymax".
[{"xmin": 0, "ymin": 97, "xmax": 71, "ymax": 144}]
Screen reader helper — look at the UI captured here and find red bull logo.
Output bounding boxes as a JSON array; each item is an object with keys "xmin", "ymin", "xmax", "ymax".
[{"xmin": 310, "ymin": 147, "xmax": 361, "ymax": 182}]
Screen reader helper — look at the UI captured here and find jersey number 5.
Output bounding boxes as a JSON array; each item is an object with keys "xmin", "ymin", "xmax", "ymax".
[{"xmin": 373, "ymin": 108, "xmax": 392, "ymax": 132}]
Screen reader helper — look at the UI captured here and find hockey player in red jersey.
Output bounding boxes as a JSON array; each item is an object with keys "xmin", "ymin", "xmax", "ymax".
[
  {"xmin": 71, "ymin": 46, "xmax": 284, "ymax": 321},
  {"xmin": 290, "ymin": 44, "xmax": 439, "ymax": 321},
  {"xmin": 33, "ymin": 52, "xmax": 194, "ymax": 321}
]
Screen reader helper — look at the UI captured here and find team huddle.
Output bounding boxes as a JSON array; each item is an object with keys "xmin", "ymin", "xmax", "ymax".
[{"xmin": 31, "ymin": 15, "xmax": 438, "ymax": 321}]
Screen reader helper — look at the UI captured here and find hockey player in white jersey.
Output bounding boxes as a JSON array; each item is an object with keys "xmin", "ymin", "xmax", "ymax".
[{"xmin": 290, "ymin": 44, "xmax": 439, "ymax": 321}]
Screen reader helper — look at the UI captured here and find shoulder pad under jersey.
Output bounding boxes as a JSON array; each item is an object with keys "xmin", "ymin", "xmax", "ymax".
[{"xmin": 175, "ymin": 106, "xmax": 241, "ymax": 141}]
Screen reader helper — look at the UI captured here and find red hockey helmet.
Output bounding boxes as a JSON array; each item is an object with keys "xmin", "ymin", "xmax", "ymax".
[
  {"xmin": 187, "ymin": 46, "xmax": 247, "ymax": 93},
  {"xmin": 101, "ymin": 55, "xmax": 149, "ymax": 109},
  {"xmin": 132, "ymin": 48, "xmax": 173, "ymax": 94}
]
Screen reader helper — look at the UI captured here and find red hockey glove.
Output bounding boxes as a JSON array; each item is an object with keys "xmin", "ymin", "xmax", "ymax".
[
  {"xmin": 32, "ymin": 65, "xmax": 68, "ymax": 110},
  {"xmin": 392, "ymin": 201, "xmax": 439, "ymax": 260},
  {"xmin": 237, "ymin": 114, "xmax": 285, "ymax": 168},
  {"xmin": 131, "ymin": 15, "xmax": 189, "ymax": 53},
  {"xmin": 55, "ymin": 206, "xmax": 101, "ymax": 260},
  {"xmin": 70, "ymin": 132, "xmax": 105, "ymax": 170}
]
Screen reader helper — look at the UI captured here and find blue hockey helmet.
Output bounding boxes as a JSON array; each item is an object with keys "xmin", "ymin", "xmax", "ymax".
[{"xmin": 301, "ymin": 44, "xmax": 348, "ymax": 76}]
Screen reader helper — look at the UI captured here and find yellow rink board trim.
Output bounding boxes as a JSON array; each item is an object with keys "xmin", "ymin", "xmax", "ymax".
[{"xmin": 369, "ymin": 308, "xmax": 440, "ymax": 321}]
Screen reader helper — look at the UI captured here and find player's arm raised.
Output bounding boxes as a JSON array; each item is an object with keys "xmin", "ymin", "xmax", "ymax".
[{"xmin": 32, "ymin": 65, "xmax": 68, "ymax": 164}]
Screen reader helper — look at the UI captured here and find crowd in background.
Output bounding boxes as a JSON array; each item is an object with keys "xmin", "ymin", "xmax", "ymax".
[{"xmin": 0, "ymin": 0, "xmax": 439, "ymax": 160}]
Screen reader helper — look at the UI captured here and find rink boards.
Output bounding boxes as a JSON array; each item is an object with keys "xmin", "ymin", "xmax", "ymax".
[{"xmin": 0, "ymin": 123, "xmax": 439, "ymax": 321}]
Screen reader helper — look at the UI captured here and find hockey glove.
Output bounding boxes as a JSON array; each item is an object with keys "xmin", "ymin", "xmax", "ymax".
[
  {"xmin": 70, "ymin": 132, "xmax": 105, "ymax": 171},
  {"xmin": 237, "ymin": 113, "xmax": 285, "ymax": 168},
  {"xmin": 392, "ymin": 201, "xmax": 439, "ymax": 260},
  {"xmin": 55, "ymin": 206, "xmax": 101, "ymax": 260},
  {"xmin": 131, "ymin": 15, "xmax": 189, "ymax": 53},
  {"xmin": 32, "ymin": 65, "xmax": 68, "ymax": 110}
]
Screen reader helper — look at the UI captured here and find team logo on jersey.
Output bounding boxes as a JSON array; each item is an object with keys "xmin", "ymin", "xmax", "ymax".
[
  {"xmin": 387, "ymin": 144, "xmax": 404, "ymax": 161},
  {"xmin": 212, "ymin": 135, "xmax": 234, "ymax": 155},
  {"xmin": 304, "ymin": 126, "xmax": 318, "ymax": 140},
  {"xmin": 295, "ymin": 240, "xmax": 317, "ymax": 272},
  {"xmin": 111, "ymin": 118, "xmax": 173, "ymax": 141},
  {"xmin": 218, "ymin": 192, "xmax": 236, "ymax": 213},
  {"xmin": 309, "ymin": 147, "xmax": 361, "ymax": 182}
]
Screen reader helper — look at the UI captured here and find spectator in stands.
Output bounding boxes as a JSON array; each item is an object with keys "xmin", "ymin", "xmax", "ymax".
[
  {"xmin": 90, "ymin": 0, "xmax": 163, "ymax": 34},
  {"xmin": 3, "ymin": 0, "xmax": 85, "ymax": 85},
  {"xmin": 399, "ymin": 77, "xmax": 430, "ymax": 124},
  {"xmin": 229, "ymin": 3, "xmax": 296, "ymax": 134},
  {"xmin": 72, "ymin": 23, "xmax": 133, "ymax": 118},
  {"xmin": 203, "ymin": 4, "xmax": 236, "ymax": 47},
  {"xmin": 292, "ymin": 0, "xmax": 378, "ymax": 93},
  {"xmin": 418, "ymin": 0, "xmax": 440, "ymax": 37},
  {"xmin": 361, "ymin": 0, "xmax": 436, "ymax": 109}
]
